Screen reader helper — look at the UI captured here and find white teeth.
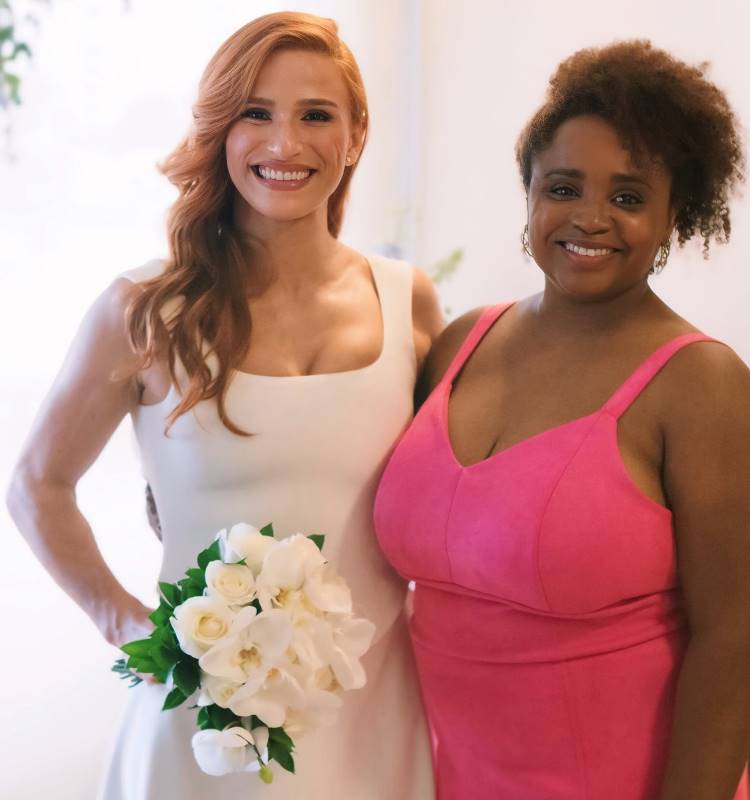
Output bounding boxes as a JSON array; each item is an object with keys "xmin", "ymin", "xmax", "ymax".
[
  {"xmin": 564, "ymin": 242, "xmax": 614, "ymax": 257},
  {"xmin": 257, "ymin": 166, "xmax": 311, "ymax": 181}
]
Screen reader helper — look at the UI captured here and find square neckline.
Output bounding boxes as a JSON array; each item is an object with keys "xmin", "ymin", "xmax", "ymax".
[{"xmin": 232, "ymin": 255, "xmax": 386, "ymax": 382}]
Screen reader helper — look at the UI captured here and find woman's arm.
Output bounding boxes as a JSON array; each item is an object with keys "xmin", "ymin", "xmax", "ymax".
[
  {"xmin": 411, "ymin": 267, "xmax": 446, "ymax": 370},
  {"xmin": 6, "ymin": 278, "xmax": 154, "ymax": 648},
  {"xmin": 658, "ymin": 342, "xmax": 750, "ymax": 800}
]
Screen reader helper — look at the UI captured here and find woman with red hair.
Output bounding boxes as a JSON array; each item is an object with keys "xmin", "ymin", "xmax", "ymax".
[{"xmin": 7, "ymin": 12, "xmax": 440, "ymax": 799}]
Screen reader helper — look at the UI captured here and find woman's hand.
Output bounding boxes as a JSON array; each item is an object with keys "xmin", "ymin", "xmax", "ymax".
[{"xmin": 104, "ymin": 597, "xmax": 155, "ymax": 649}]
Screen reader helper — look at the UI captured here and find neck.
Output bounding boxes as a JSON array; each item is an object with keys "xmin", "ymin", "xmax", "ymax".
[
  {"xmin": 236, "ymin": 204, "xmax": 341, "ymax": 295},
  {"xmin": 533, "ymin": 278, "xmax": 660, "ymax": 335}
]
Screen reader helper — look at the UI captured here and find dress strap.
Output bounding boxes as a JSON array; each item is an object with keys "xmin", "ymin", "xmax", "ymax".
[
  {"xmin": 368, "ymin": 254, "xmax": 416, "ymax": 369},
  {"xmin": 604, "ymin": 332, "xmax": 718, "ymax": 419},
  {"xmin": 442, "ymin": 303, "xmax": 514, "ymax": 385}
]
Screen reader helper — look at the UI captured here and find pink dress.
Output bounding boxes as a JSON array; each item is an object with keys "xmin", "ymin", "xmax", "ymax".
[{"xmin": 374, "ymin": 304, "xmax": 749, "ymax": 800}]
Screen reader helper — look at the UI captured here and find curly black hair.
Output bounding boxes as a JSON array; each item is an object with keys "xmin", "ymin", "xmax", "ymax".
[{"xmin": 516, "ymin": 41, "xmax": 745, "ymax": 254}]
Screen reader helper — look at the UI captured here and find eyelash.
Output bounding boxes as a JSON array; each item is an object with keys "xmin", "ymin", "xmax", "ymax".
[
  {"xmin": 549, "ymin": 185, "xmax": 643, "ymax": 206},
  {"xmin": 239, "ymin": 108, "xmax": 332, "ymax": 122}
]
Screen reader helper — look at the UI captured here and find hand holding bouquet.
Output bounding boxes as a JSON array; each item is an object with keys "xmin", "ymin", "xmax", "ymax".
[{"xmin": 113, "ymin": 523, "xmax": 375, "ymax": 782}]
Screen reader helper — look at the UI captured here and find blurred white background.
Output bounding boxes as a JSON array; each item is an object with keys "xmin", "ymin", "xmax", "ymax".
[{"xmin": 1, "ymin": 1, "xmax": 748, "ymax": 797}]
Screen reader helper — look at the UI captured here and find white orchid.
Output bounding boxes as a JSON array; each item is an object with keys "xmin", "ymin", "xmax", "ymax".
[
  {"xmin": 205, "ymin": 561, "xmax": 256, "ymax": 607},
  {"xmin": 170, "ymin": 596, "xmax": 235, "ymax": 659},
  {"xmin": 196, "ymin": 673, "xmax": 243, "ymax": 709},
  {"xmin": 304, "ymin": 562, "xmax": 352, "ymax": 614},
  {"xmin": 327, "ymin": 616, "xmax": 376, "ymax": 690},
  {"xmin": 217, "ymin": 523, "xmax": 278, "ymax": 574},
  {"xmin": 228, "ymin": 662, "xmax": 307, "ymax": 727},
  {"xmin": 191, "ymin": 725, "xmax": 269, "ymax": 776},
  {"xmin": 199, "ymin": 606, "xmax": 292, "ymax": 695},
  {"xmin": 255, "ymin": 534, "xmax": 326, "ymax": 614},
  {"xmin": 282, "ymin": 664, "xmax": 343, "ymax": 737}
]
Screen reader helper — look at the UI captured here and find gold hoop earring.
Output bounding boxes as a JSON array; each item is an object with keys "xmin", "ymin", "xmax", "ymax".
[
  {"xmin": 651, "ymin": 241, "xmax": 671, "ymax": 274},
  {"xmin": 521, "ymin": 224, "xmax": 533, "ymax": 259}
]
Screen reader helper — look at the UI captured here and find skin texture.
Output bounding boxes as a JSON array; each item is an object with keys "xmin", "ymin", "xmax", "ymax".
[
  {"xmin": 422, "ymin": 115, "xmax": 750, "ymax": 799},
  {"xmin": 6, "ymin": 49, "xmax": 443, "ymax": 658}
]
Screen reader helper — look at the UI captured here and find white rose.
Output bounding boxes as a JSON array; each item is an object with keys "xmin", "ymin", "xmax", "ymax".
[
  {"xmin": 170, "ymin": 596, "xmax": 235, "ymax": 659},
  {"xmin": 205, "ymin": 561, "xmax": 256, "ymax": 607},
  {"xmin": 219, "ymin": 523, "xmax": 278, "ymax": 574},
  {"xmin": 191, "ymin": 725, "xmax": 269, "ymax": 776}
]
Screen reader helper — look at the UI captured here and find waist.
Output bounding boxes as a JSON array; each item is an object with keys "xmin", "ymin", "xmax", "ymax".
[{"xmin": 410, "ymin": 581, "xmax": 687, "ymax": 664}]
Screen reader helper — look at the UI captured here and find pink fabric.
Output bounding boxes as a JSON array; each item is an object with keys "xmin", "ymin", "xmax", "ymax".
[{"xmin": 374, "ymin": 304, "xmax": 749, "ymax": 800}]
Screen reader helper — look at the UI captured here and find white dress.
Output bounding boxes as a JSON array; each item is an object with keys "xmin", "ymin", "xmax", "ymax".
[{"xmin": 99, "ymin": 255, "xmax": 435, "ymax": 799}]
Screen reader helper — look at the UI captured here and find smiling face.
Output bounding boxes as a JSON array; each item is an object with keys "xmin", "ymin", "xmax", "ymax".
[
  {"xmin": 225, "ymin": 48, "xmax": 364, "ymax": 232},
  {"xmin": 527, "ymin": 115, "xmax": 675, "ymax": 302}
]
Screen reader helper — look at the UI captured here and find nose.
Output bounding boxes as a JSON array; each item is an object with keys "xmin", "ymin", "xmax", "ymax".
[
  {"xmin": 266, "ymin": 120, "xmax": 302, "ymax": 160},
  {"xmin": 571, "ymin": 196, "xmax": 611, "ymax": 234}
]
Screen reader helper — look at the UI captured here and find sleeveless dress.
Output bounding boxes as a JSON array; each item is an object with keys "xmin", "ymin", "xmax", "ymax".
[
  {"xmin": 374, "ymin": 303, "xmax": 749, "ymax": 800},
  {"xmin": 99, "ymin": 255, "xmax": 434, "ymax": 799}
]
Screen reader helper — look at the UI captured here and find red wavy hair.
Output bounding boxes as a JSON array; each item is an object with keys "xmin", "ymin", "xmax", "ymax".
[{"xmin": 127, "ymin": 12, "xmax": 368, "ymax": 433}]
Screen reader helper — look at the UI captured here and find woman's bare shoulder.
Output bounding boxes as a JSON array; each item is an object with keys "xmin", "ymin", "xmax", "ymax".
[{"xmin": 416, "ymin": 306, "xmax": 488, "ymax": 404}]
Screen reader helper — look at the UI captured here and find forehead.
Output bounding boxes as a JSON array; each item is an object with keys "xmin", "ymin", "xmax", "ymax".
[
  {"xmin": 532, "ymin": 115, "xmax": 665, "ymax": 180},
  {"xmin": 251, "ymin": 48, "xmax": 350, "ymax": 103}
]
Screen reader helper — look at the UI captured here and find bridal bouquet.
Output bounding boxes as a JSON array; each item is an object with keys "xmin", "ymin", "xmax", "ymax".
[{"xmin": 113, "ymin": 523, "xmax": 376, "ymax": 783}]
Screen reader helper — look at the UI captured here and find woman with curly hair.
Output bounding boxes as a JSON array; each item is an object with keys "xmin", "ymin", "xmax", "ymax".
[
  {"xmin": 7, "ymin": 12, "xmax": 440, "ymax": 800},
  {"xmin": 376, "ymin": 41, "xmax": 749, "ymax": 799}
]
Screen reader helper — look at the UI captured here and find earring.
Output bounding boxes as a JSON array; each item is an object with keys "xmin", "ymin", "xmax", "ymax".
[
  {"xmin": 521, "ymin": 224, "xmax": 533, "ymax": 258},
  {"xmin": 651, "ymin": 240, "xmax": 671, "ymax": 274},
  {"xmin": 345, "ymin": 154, "xmax": 353, "ymax": 165}
]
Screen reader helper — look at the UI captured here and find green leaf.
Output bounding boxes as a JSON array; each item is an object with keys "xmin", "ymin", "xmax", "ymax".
[
  {"xmin": 268, "ymin": 736, "xmax": 295, "ymax": 774},
  {"xmin": 111, "ymin": 658, "xmax": 143, "ymax": 687},
  {"xmin": 196, "ymin": 706, "xmax": 212, "ymax": 730},
  {"xmin": 186, "ymin": 567, "xmax": 206, "ymax": 585},
  {"xmin": 162, "ymin": 687, "xmax": 188, "ymax": 711},
  {"xmin": 268, "ymin": 726, "xmax": 295, "ymax": 750},
  {"xmin": 178, "ymin": 577, "xmax": 203, "ymax": 600},
  {"xmin": 121, "ymin": 638, "xmax": 153, "ymax": 658},
  {"xmin": 149, "ymin": 603, "xmax": 170, "ymax": 627},
  {"xmin": 173, "ymin": 658, "xmax": 201, "ymax": 696},
  {"xmin": 126, "ymin": 655, "xmax": 157, "ymax": 674},
  {"xmin": 206, "ymin": 704, "xmax": 240, "ymax": 730},
  {"xmin": 159, "ymin": 581, "xmax": 181, "ymax": 608},
  {"xmin": 11, "ymin": 42, "xmax": 31, "ymax": 60},
  {"xmin": 197, "ymin": 539, "xmax": 222, "ymax": 570},
  {"xmin": 259, "ymin": 523, "xmax": 274, "ymax": 538},
  {"xmin": 3, "ymin": 72, "xmax": 20, "ymax": 104},
  {"xmin": 308, "ymin": 534, "xmax": 325, "ymax": 552}
]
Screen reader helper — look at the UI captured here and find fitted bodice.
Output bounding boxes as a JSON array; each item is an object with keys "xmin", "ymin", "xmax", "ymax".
[
  {"xmin": 125, "ymin": 255, "xmax": 417, "ymax": 636},
  {"xmin": 372, "ymin": 304, "xmax": 746, "ymax": 799}
]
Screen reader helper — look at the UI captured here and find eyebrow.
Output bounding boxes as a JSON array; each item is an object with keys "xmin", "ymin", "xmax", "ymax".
[
  {"xmin": 543, "ymin": 168, "xmax": 653, "ymax": 188},
  {"xmin": 245, "ymin": 96, "xmax": 340, "ymax": 109}
]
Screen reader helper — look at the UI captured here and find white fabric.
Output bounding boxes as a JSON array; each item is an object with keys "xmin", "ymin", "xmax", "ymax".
[{"xmin": 99, "ymin": 255, "xmax": 435, "ymax": 799}]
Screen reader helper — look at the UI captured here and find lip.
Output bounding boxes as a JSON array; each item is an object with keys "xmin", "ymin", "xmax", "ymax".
[{"xmin": 250, "ymin": 161, "xmax": 316, "ymax": 191}]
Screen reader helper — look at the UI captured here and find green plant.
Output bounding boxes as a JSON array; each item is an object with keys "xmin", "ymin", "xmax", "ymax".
[{"xmin": 0, "ymin": 1, "xmax": 34, "ymax": 108}]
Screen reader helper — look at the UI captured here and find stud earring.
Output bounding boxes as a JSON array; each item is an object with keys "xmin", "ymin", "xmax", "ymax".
[
  {"xmin": 345, "ymin": 154, "xmax": 353, "ymax": 165},
  {"xmin": 521, "ymin": 224, "xmax": 534, "ymax": 259},
  {"xmin": 650, "ymin": 240, "xmax": 671, "ymax": 274}
]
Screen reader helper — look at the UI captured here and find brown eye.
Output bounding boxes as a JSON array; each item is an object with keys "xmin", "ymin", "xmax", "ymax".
[
  {"xmin": 550, "ymin": 184, "xmax": 578, "ymax": 198},
  {"xmin": 612, "ymin": 192, "xmax": 642, "ymax": 206},
  {"xmin": 241, "ymin": 108, "xmax": 270, "ymax": 121},
  {"xmin": 303, "ymin": 110, "xmax": 331, "ymax": 122}
]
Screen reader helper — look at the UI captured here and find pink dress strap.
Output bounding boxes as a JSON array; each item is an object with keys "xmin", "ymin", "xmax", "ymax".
[
  {"xmin": 604, "ymin": 332, "xmax": 718, "ymax": 419},
  {"xmin": 441, "ymin": 303, "xmax": 514, "ymax": 385}
]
